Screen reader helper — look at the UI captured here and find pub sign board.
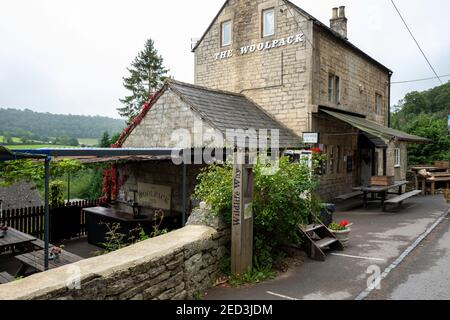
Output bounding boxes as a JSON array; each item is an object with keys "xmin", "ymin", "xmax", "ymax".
[
  {"xmin": 303, "ymin": 132, "xmax": 320, "ymax": 144},
  {"xmin": 137, "ymin": 182, "xmax": 171, "ymax": 211}
]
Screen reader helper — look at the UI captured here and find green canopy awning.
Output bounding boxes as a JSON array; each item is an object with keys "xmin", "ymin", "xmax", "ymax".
[{"xmin": 321, "ymin": 110, "xmax": 431, "ymax": 144}]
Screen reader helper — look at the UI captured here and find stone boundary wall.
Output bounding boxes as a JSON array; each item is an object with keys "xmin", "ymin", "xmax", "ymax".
[{"xmin": 0, "ymin": 208, "xmax": 230, "ymax": 300}]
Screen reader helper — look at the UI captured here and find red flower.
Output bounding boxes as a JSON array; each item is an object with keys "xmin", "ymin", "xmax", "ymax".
[
  {"xmin": 339, "ymin": 220, "xmax": 350, "ymax": 228},
  {"xmin": 310, "ymin": 148, "xmax": 322, "ymax": 154}
]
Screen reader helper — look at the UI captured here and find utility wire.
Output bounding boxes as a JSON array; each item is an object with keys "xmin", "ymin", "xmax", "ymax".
[
  {"xmin": 282, "ymin": 0, "xmax": 315, "ymax": 50},
  {"xmin": 392, "ymin": 73, "xmax": 450, "ymax": 84},
  {"xmin": 390, "ymin": 0, "xmax": 443, "ymax": 84}
]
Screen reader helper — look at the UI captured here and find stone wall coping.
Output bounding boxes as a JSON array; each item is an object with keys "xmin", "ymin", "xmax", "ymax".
[{"xmin": 0, "ymin": 225, "xmax": 216, "ymax": 300}]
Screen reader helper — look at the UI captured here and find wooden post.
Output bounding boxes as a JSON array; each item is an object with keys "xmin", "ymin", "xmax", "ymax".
[{"xmin": 231, "ymin": 150, "xmax": 254, "ymax": 275}]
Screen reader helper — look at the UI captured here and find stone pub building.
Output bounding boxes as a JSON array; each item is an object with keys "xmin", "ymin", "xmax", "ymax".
[{"xmin": 118, "ymin": 0, "xmax": 428, "ymax": 215}]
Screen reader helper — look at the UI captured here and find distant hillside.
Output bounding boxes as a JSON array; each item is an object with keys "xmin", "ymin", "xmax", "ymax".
[
  {"xmin": 0, "ymin": 108, "xmax": 125, "ymax": 140},
  {"xmin": 392, "ymin": 81, "xmax": 450, "ymax": 128},
  {"xmin": 392, "ymin": 81, "xmax": 450, "ymax": 165}
]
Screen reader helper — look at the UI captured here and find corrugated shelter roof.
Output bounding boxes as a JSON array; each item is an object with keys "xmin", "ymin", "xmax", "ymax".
[
  {"xmin": 168, "ymin": 80, "xmax": 302, "ymax": 148},
  {"xmin": 0, "ymin": 146, "xmax": 47, "ymax": 161},
  {"xmin": 321, "ymin": 110, "xmax": 431, "ymax": 144}
]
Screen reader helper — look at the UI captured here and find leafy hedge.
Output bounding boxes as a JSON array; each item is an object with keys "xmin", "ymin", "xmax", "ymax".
[{"xmin": 194, "ymin": 157, "xmax": 321, "ymax": 271}]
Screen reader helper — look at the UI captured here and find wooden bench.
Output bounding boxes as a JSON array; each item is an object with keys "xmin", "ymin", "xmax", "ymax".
[
  {"xmin": 15, "ymin": 249, "xmax": 83, "ymax": 276},
  {"xmin": 383, "ymin": 190, "xmax": 422, "ymax": 211},
  {"xmin": 0, "ymin": 271, "xmax": 15, "ymax": 284},
  {"xmin": 335, "ymin": 191, "xmax": 364, "ymax": 201},
  {"xmin": 31, "ymin": 239, "xmax": 54, "ymax": 250},
  {"xmin": 427, "ymin": 177, "xmax": 450, "ymax": 196}
]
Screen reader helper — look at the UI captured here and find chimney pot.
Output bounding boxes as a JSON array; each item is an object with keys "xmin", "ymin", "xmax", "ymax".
[
  {"xmin": 332, "ymin": 7, "xmax": 339, "ymax": 19},
  {"xmin": 330, "ymin": 5, "xmax": 348, "ymax": 39},
  {"xmin": 339, "ymin": 6, "xmax": 346, "ymax": 18}
]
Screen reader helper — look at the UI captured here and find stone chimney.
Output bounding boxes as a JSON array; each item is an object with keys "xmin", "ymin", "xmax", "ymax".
[{"xmin": 330, "ymin": 6, "xmax": 348, "ymax": 39}]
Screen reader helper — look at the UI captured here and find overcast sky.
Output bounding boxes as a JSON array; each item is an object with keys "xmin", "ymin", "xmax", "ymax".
[{"xmin": 0, "ymin": 0, "xmax": 449, "ymax": 119}]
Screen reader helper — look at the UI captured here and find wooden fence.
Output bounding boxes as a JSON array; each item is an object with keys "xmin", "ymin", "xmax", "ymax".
[{"xmin": 0, "ymin": 200, "xmax": 100, "ymax": 240}]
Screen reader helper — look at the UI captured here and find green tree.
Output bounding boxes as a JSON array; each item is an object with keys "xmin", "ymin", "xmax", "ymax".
[
  {"xmin": 392, "ymin": 81, "xmax": 450, "ymax": 165},
  {"xmin": 403, "ymin": 115, "xmax": 450, "ymax": 165},
  {"xmin": 68, "ymin": 137, "xmax": 79, "ymax": 146},
  {"xmin": 117, "ymin": 39, "xmax": 169, "ymax": 123},
  {"xmin": 99, "ymin": 131, "xmax": 111, "ymax": 148},
  {"xmin": 0, "ymin": 159, "xmax": 83, "ymax": 188},
  {"xmin": 110, "ymin": 132, "xmax": 121, "ymax": 146}
]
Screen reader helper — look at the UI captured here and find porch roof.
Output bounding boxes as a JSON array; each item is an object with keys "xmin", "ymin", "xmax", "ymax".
[{"xmin": 321, "ymin": 110, "xmax": 431, "ymax": 144}]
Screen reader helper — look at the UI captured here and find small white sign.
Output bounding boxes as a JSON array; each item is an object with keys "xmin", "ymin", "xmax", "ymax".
[{"xmin": 303, "ymin": 132, "xmax": 319, "ymax": 144}]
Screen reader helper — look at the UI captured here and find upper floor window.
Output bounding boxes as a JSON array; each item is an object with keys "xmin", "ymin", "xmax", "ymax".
[
  {"xmin": 262, "ymin": 8, "xmax": 275, "ymax": 38},
  {"xmin": 221, "ymin": 20, "xmax": 232, "ymax": 47},
  {"xmin": 376, "ymin": 93, "xmax": 383, "ymax": 115},
  {"xmin": 328, "ymin": 74, "xmax": 341, "ymax": 104}
]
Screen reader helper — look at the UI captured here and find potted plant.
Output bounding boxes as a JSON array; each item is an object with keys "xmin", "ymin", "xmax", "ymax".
[
  {"xmin": 49, "ymin": 245, "xmax": 64, "ymax": 261},
  {"xmin": 0, "ymin": 224, "xmax": 8, "ymax": 238},
  {"xmin": 328, "ymin": 220, "xmax": 352, "ymax": 246}
]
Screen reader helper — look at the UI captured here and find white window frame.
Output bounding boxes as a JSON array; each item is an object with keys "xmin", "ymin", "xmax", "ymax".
[
  {"xmin": 221, "ymin": 20, "xmax": 232, "ymax": 47},
  {"xmin": 262, "ymin": 8, "xmax": 275, "ymax": 38},
  {"xmin": 394, "ymin": 148, "xmax": 401, "ymax": 168}
]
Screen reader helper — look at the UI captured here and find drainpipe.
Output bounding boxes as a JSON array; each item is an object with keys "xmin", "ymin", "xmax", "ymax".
[
  {"xmin": 388, "ymin": 72, "xmax": 392, "ymax": 127},
  {"xmin": 182, "ymin": 163, "xmax": 187, "ymax": 227}
]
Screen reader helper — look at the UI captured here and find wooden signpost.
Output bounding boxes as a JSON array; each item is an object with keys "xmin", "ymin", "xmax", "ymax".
[{"xmin": 231, "ymin": 150, "xmax": 254, "ymax": 275}]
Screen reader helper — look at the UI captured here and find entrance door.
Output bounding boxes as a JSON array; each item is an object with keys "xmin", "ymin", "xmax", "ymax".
[{"xmin": 359, "ymin": 148, "xmax": 373, "ymax": 186}]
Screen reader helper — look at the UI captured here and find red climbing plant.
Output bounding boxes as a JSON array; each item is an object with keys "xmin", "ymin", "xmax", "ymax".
[{"xmin": 112, "ymin": 93, "xmax": 156, "ymax": 148}]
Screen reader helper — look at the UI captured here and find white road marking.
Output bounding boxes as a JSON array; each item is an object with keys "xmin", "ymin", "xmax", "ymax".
[
  {"xmin": 266, "ymin": 291, "xmax": 299, "ymax": 300},
  {"xmin": 330, "ymin": 253, "xmax": 385, "ymax": 262}
]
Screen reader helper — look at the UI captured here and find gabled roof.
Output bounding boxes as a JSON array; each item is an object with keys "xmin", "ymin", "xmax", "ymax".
[
  {"xmin": 192, "ymin": 0, "xmax": 392, "ymax": 73},
  {"xmin": 120, "ymin": 79, "xmax": 302, "ymax": 148}
]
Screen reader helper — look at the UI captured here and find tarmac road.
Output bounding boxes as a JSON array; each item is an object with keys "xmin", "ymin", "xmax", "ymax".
[
  {"xmin": 204, "ymin": 196, "xmax": 450, "ymax": 300},
  {"xmin": 367, "ymin": 215, "xmax": 450, "ymax": 300}
]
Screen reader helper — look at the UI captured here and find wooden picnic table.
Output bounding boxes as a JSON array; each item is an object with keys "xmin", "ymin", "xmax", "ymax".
[
  {"xmin": 353, "ymin": 181, "xmax": 409, "ymax": 209},
  {"xmin": 426, "ymin": 175, "xmax": 450, "ymax": 196},
  {"xmin": 414, "ymin": 172, "xmax": 450, "ymax": 195},
  {"xmin": 410, "ymin": 166, "xmax": 447, "ymax": 172},
  {"xmin": 0, "ymin": 227, "xmax": 36, "ymax": 253},
  {"xmin": 411, "ymin": 167, "xmax": 449, "ymax": 191},
  {"xmin": 15, "ymin": 249, "xmax": 83, "ymax": 275}
]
